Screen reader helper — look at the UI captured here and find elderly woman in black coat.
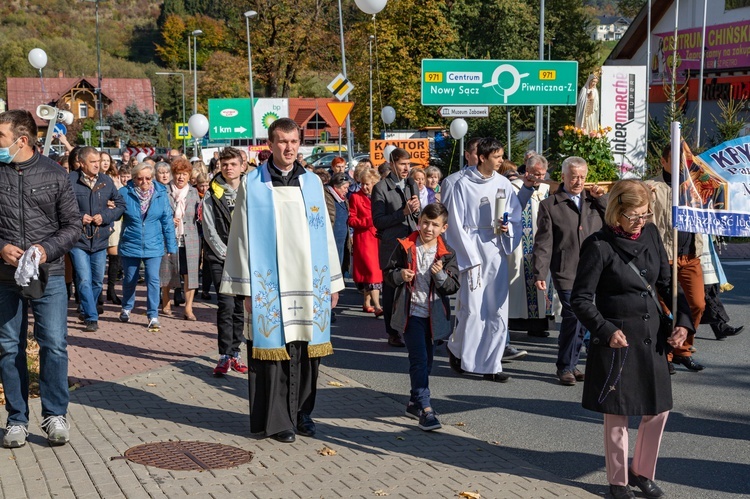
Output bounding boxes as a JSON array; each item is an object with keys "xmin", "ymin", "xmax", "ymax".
[{"xmin": 571, "ymin": 179, "xmax": 692, "ymax": 499}]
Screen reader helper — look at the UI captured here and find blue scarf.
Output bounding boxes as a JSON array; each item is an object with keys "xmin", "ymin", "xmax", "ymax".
[{"xmin": 246, "ymin": 164, "xmax": 333, "ymax": 361}]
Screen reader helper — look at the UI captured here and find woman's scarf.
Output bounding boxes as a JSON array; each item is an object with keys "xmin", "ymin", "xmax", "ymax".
[
  {"xmin": 170, "ymin": 183, "xmax": 190, "ymax": 238},
  {"xmin": 135, "ymin": 184, "xmax": 155, "ymax": 219},
  {"xmin": 609, "ymin": 224, "xmax": 641, "ymax": 240}
]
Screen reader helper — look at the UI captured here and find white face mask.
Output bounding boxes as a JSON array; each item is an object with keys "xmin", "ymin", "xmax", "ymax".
[{"xmin": 0, "ymin": 137, "xmax": 21, "ymax": 164}]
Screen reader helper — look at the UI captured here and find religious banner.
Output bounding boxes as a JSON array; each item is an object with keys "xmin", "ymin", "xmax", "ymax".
[
  {"xmin": 675, "ymin": 136, "xmax": 750, "ymax": 237},
  {"xmin": 600, "ymin": 66, "xmax": 648, "ymax": 178},
  {"xmin": 369, "ymin": 139, "xmax": 430, "ymax": 167},
  {"xmin": 652, "ymin": 21, "xmax": 750, "ymax": 84}
]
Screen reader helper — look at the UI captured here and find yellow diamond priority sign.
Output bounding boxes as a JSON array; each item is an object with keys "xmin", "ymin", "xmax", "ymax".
[{"xmin": 327, "ymin": 73, "xmax": 354, "ymax": 101}]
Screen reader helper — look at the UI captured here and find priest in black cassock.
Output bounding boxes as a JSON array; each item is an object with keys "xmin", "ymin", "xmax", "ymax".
[{"xmin": 221, "ymin": 118, "xmax": 344, "ymax": 443}]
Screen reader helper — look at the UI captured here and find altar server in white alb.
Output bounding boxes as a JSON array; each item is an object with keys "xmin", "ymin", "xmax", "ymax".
[
  {"xmin": 221, "ymin": 118, "xmax": 344, "ymax": 444},
  {"xmin": 442, "ymin": 137, "xmax": 523, "ymax": 382}
]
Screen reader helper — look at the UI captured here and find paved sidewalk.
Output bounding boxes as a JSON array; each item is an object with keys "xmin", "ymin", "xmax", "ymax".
[
  {"xmin": 3, "ymin": 355, "xmax": 594, "ymax": 499},
  {"xmin": 0, "ymin": 288, "xmax": 596, "ymax": 498}
]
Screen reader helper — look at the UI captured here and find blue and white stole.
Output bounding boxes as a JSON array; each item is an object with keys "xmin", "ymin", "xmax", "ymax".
[{"xmin": 246, "ymin": 164, "xmax": 333, "ymax": 361}]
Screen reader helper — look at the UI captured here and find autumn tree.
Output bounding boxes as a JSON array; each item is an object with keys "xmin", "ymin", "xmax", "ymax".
[
  {"xmin": 155, "ymin": 15, "xmax": 187, "ymax": 69},
  {"xmin": 197, "ymin": 51, "xmax": 250, "ymax": 108}
]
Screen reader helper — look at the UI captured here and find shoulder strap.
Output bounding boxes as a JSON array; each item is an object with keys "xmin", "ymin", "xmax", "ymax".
[{"xmin": 625, "ymin": 260, "xmax": 663, "ymax": 312}]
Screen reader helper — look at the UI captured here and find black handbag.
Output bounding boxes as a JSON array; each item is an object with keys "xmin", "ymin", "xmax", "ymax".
[
  {"xmin": 626, "ymin": 260, "xmax": 673, "ymax": 354},
  {"xmin": 19, "ymin": 263, "xmax": 49, "ymax": 300}
]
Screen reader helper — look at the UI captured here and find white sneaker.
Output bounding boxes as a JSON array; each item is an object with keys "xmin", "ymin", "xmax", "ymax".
[
  {"xmin": 119, "ymin": 309, "xmax": 131, "ymax": 323},
  {"xmin": 41, "ymin": 415, "xmax": 70, "ymax": 445},
  {"xmin": 147, "ymin": 318, "xmax": 160, "ymax": 331},
  {"xmin": 503, "ymin": 345, "xmax": 528, "ymax": 361},
  {"xmin": 3, "ymin": 424, "xmax": 29, "ymax": 448}
]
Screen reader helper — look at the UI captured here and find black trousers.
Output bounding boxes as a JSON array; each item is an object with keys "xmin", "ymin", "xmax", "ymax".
[
  {"xmin": 207, "ymin": 256, "xmax": 245, "ymax": 356},
  {"xmin": 382, "ymin": 283, "xmax": 399, "ymax": 338}
]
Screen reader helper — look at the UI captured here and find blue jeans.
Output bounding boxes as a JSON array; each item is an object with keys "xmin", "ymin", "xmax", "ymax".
[
  {"xmin": 0, "ymin": 276, "xmax": 69, "ymax": 425},
  {"xmin": 69, "ymin": 247, "xmax": 107, "ymax": 321},
  {"xmin": 403, "ymin": 316, "xmax": 434, "ymax": 411},
  {"xmin": 121, "ymin": 256, "xmax": 161, "ymax": 320},
  {"xmin": 556, "ymin": 289, "xmax": 585, "ymax": 372}
]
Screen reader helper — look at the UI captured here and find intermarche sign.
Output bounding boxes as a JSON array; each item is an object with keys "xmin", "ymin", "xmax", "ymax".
[
  {"xmin": 421, "ymin": 59, "xmax": 578, "ymax": 106},
  {"xmin": 208, "ymin": 98, "xmax": 253, "ymax": 140}
]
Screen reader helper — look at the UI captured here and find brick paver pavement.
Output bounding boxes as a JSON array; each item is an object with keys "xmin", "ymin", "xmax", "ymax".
[{"xmin": 0, "ymin": 287, "xmax": 596, "ymax": 498}]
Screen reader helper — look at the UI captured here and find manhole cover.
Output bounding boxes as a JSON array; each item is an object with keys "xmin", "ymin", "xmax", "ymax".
[{"xmin": 124, "ymin": 441, "xmax": 253, "ymax": 471}]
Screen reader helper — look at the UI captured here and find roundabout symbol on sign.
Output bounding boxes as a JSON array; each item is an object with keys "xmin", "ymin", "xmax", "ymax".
[{"xmin": 482, "ymin": 64, "xmax": 530, "ymax": 104}]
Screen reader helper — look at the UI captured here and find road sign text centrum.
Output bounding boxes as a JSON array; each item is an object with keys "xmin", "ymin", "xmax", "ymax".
[
  {"xmin": 421, "ymin": 59, "xmax": 578, "ymax": 106},
  {"xmin": 208, "ymin": 98, "xmax": 253, "ymax": 140}
]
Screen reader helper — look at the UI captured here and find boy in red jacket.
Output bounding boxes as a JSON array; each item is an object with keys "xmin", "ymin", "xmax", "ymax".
[{"xmin": 384, "ymin": 203, "xmax": 460, "ymax": 431}]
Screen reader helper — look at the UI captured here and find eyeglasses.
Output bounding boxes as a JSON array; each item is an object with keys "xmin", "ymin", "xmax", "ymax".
[{"xmin": 621, "ymin": 212, "xmax": 653, "ymax": 223}]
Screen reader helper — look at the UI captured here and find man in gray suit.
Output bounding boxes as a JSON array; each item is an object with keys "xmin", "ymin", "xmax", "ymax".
[
  {"xmin": 533, "ymin": 156, "xmax": 606, "ymax": 386},
  {"xmin": 372, "ymin": 147, "xmax": 420, "ymax": 347}
]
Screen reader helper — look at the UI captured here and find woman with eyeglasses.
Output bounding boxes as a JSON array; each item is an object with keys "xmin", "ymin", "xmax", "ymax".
[
  {"xmin": 571, "ymin": 179, "xmax": 693, "ymax": 499},
  {"xmin": 117, "ymin": 162, "xmax": 178, "ymax": 331}
]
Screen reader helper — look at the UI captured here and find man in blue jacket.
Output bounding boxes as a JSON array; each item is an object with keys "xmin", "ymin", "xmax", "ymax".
[{"xmin": 69, "ymin": 147, "xmax": 125, "ymax": 332}]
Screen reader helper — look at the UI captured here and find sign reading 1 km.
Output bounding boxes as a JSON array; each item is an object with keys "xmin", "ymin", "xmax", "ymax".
[
  {"xmin": 208, "ymin": 98, "xmax": 253, "ymax": 140},
  {"xmin": 421, "ymin": 59, "xmax": 578, "ymax": 106}
]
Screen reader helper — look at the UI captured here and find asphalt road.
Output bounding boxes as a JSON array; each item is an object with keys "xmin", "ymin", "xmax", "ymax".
[{"xmin": 323, "ymin": 258, "xmax": 750, "ymax": 498}]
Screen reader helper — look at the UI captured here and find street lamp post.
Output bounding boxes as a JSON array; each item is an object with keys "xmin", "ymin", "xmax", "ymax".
[
  {"xmin": 244, "ymin": 11, "xmax": 258, "ymax": 146},
  {"xmin": 156, "ymin": 72, "xmax": 186, "ymax": 152},
  {"xmin": 336, "ymin": 0, "xmax": 353, "ymax": 165},
  {"xmin": 191, "ymin": 29, "xmax": 203, "ymax": 115},
  {"xmin": 84, "ymin": 0, "xmax": 107, "ymax": 149},
  {"xmin": 536, "ymin": 0, "xmax": 545, "ymax": 154},
  {"xmin": 369, "ymin": 34, "xmax": 374, "ymax": 141}
]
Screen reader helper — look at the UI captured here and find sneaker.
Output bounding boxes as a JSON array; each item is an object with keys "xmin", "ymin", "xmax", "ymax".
[
  {"xmin": 41, "ymin": 415, "xmax": 70, "ymax": 445},
  {"xmin": 147, "ymin": 318, "xmax": 160, "ymax": 331},
  {"xmin": 503, "ymin": 345, "xmax": 528, "ymax": 361},
  {"xmin": 119, "ymin": 309, "xmax": 130, "ymax": 323},
  {"xmin": 405, "ymin": 403, "xmax": 421, "ymax": 420},
  {"xmin": 77, "ymin": 312, "xmax": 85, "ymax": 323},
  {"xmin": 213, "ymin": 355, "xmax": 231, "ymax": 376},
  {"xmin": 418, "ymin": 410, "xmax": 442, "ymax": 431},
  {"xmin": 83, "ymin": 320, "xmax": 98, "ymax": 332},
  {"xmin": 230, "ymin": 356, "xmax": 249, "ymax": 374},
  {"xmin": 3, "ymin": 424, "xmax": 29, "ymax": 448}
]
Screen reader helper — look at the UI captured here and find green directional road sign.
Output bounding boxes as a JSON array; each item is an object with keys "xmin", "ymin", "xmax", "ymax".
[
  {"xmin": 208, "ymin": 98, "xmax": 253, "ymax": 140},
  {"xmin": 421, "ymin": 59, "xmax": 578, "ymax": 106}
]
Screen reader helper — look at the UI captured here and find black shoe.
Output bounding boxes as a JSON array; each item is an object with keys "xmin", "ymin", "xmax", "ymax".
[
  {"xmin": 96, "ymin": 304, "xmax": 104, "ymax": 315},
  {"xmin": 725, "ymin": 325, "xmax": 744, "ymax": 337},
  {"xmin": 387, "ymin": 334, "xmax": 405, "ymax": 347},
  {"xmin": 673, "ymin": 355, "xmax": 704, "ymax": 371},
  {"xmin": 271, "ymin": 430, "xmax": 296, "ymax": 443},
  {"xmin": 608, "ymin": 484, "xmax": 636, "ymax": 499},
  {"xmin": 331, "ymin": 310, "xmax": 337, "ymax": 324},
  {"xmin": 83, "ymin": 321, "xmax": 98, "ymax": 332},
  {"xmin": 667, "ymin": 362, "xmax": 676, "ymax": 375},
  {"xmin": 77, "ymin": 312, "xmax": 86, "ymax": 323},
  {"xmin": 297, "ymin": 413, "xmax": 316, "ymax": 438},
  {"xmin": 527, "ymin": 330, "xmax": 550, "ymax": 338},
  {"xmin": 200, "ymin": 291, "xmax": 211, "ymax": 300},
  {"xmin": 628, "ymin": 469, "xmax": 665, "ymax": 498},
  {"xmin": 483, "ymin": 372, "xmax": 511, "ymax": 383},
  {"xmin": 448, "ymin": 350, "xmax": 464, "ymax": 374}
]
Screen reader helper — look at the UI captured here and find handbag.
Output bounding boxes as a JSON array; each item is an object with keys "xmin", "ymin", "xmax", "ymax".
[
  {"xmin": 625, "ymin": 260, "xmax": 673, "ymax": 354},
  {"xmin": 20, "ymin": 263, "xmax": 49, "ymax": 300}
]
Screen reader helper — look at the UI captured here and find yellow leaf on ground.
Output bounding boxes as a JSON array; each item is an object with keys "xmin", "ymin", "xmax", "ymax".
[
  {"xmin": 146, "ymin": 383, "xmax": 157, "ymax": 387},
  {"xmin": 373, "ymin": 490, "xmax": 389, "ymax": 496},
  {"xmin": 317, "ymin": 446, "xmax": 337, "ymax": 456},
  {"xmin": 458, "ymin": 491, "xmax": 481, "ymax": 499},
  {"xmin": 395, "ymin": 436, "xmax": 405, "ymax": 440},
  {"xmin": 454, "ymin": 422, "xmax": 466, "ymax": 426},
  {"xmin": 327, "ymin": 381, "xmax": 345, "ymax": 387}
]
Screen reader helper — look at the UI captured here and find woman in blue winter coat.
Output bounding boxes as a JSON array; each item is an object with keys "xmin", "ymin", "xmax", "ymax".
[{"xmin": 117, "ymin": 162, "xmax": 178, "ymax": 331}]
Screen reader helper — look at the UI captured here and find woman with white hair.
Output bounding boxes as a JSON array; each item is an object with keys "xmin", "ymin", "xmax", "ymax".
[{"xmin": 117, "ymin": 162, "xmax": 178, "ymax": 331}]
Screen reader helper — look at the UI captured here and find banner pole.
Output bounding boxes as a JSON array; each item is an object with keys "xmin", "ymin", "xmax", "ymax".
[{"xmin": 670, "ymin": 121, "xmax": 681, "ymax": 326}]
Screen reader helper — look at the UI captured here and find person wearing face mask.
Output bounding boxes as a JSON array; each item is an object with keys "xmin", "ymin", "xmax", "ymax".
[
  {"xmin": 0, "ymin": 110, "xmax": 82, "ymax": 448},
  {"xmin": 533, "ymin": 156, "xmax": 607, "ymax": 386}
]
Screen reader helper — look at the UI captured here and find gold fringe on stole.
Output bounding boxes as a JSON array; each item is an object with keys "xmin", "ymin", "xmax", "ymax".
[
  {"xmin": 720, "ymin": 282, "xmax": 734, "ymax": 292},
  {"xmin": 252, "ymin": 347, "xmax": 291, "ymax": 361},
  {"xmin": 308, "ymin": 342, "xmax": 334, "ymax": 358}
]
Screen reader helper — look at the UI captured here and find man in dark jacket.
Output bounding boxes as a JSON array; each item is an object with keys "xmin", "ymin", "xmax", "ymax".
[
  {"xmin": 0, "ymin": 110, "xmax": 81, "ymax": 448},
  {"xmin": 202, "ymin": 147, "xmax": 247, "ymax": 376},
  {"xmin": 371, "ymin": 147, "xmax": 420, "ymax": 347},
  {"xmin": 532, "ymin": 156, "xmax": 607, "ymax": 386},
  {"xmin": 69, "ymin": 147, "xmax": 125, "ymax": 332}
]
